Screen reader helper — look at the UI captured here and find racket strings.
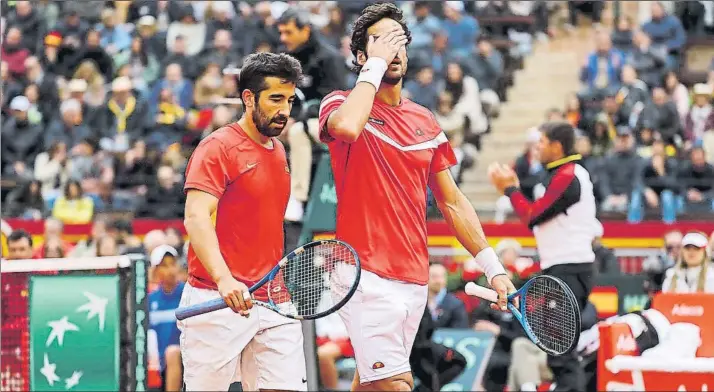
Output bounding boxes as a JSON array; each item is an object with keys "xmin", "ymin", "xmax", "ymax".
[
  {"xmin": 267, "ymin": 243, "xmax": 356, "ymax": 318},
  {"xmin": 524, "ymin": 278, "xmax": 579, "ymax": 355}
]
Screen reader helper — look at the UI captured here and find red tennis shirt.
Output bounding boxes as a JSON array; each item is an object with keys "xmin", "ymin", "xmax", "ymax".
[
  {"xmin": 183, "ymin": 124, "xmax": 290, "ymax": 294},
  {"xmin": 319, "ymin": 91, "xmax": 457, "ymax": 285}
]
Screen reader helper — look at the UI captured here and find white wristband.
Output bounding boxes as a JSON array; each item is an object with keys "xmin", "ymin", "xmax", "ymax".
[
  {"xmin": 356, "ymin": 57, "xmax": 388, "ymax": 90},
  {"xmin": 473, "ymin": 247, "xmax": 506, "ymax": 284}
]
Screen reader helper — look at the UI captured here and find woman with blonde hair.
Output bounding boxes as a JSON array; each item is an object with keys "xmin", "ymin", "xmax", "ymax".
[
  {"xmin": 72, "ymin": 60, "xmax": 106, "ymax": 107},
  {"xmin": 662, "ymin": 231, "xmax": 714, "ymax": 293}
]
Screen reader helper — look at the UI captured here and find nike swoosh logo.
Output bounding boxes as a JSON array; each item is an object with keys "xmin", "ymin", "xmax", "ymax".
[
  {"xmin": 246, "ymin": 162, "xmax": 258, "ymax": 169},
  {"xmin": 302, "ymin": 378, "xmax": 307, "ymax": 383}
]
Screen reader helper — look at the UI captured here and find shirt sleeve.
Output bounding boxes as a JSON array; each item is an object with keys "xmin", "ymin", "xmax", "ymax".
[
  {"xmin": 318, "ymin": 91, "xmax": 347, "ymax": 143},
  {"xmin": 429, "ymin": 132, "xmax": 458, "ymax": 174},
  {"xmin": 183, "ymin": 138, "xmax": 237, "ymax": 199}
]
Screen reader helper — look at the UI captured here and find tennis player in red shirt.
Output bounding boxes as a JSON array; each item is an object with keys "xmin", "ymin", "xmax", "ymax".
[
  {"xmin": 177, "ymin": 53, "xmax": 308, "ymax": 391},
  {"xmin": 319, "ymin": 4, "xmax": 517, "ymax": 391}
]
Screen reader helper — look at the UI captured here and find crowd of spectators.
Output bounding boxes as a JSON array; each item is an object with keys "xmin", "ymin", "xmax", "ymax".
[
  {"xmin": 503, "ymin": 1, "xmax": 714, "ymax": 224},
  {"xmin": 1, "ymin": 0, "xmax": 558, "ymax": 226}
]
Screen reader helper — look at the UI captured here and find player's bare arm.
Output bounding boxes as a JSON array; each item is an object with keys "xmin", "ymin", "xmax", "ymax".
[
  {"xmin": 428, "ymin": 169, "xmax": 516, "ymax": 310},
  {"xmin": 325, "ymin": 27, "xmax": 407, "ymax": 143},
  {"xmin": 184, "ymin": 190, "xmax": 252, "ymax": 315}
]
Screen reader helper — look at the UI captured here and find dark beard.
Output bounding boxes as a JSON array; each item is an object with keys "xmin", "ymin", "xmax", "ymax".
[
  {"xmin": 382, "ymin": 75, "xmax": 403, "ymax": 86},
  {"xmin": 252, "ymin": 105, "xmax": 286, "ymax": 137}
]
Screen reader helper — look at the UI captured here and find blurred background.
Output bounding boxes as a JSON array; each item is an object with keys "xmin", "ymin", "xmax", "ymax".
[{"xmin": 1, "ymin": 0, "xmax": 714, "ymax": 391}]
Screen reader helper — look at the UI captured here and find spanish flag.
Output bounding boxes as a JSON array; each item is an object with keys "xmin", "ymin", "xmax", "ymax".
[{"xmin": 589, "ymin": 286, "xmax": 619, "ymax": 319}]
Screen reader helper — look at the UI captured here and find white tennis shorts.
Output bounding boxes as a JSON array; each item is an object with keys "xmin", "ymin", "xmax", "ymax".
[
  {"xmin": 332, "ymin": 265, "xmax": 428, "ymax": 384},
  {"xmin": 177, "ymin": 283, "xmax": 307, "ymax": 391}
]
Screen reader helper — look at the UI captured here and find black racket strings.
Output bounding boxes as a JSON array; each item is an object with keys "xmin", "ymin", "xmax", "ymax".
[
  {"xmin": 267, "ymin": 243, "xmax": 356, "ymax": 317},
  {"xmin": 524, "ymin": 277, "xmax": 579, "ymax": 354}
]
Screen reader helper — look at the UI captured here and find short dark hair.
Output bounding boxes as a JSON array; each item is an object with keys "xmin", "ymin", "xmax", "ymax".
[
  {"xmin": 238, "ymin": 52, "xmax": 303, "ymax": 98},
  {"xmin": 8, "ymin": 229, "xmax": 33, "ymax": 247},
  {"xmin": 277, "ymin": 8, "xmax": 311, "ymax": 29},
  {"xmin": 541, "ymin": 122, "xmax": 576, "ymax": 155},
  {"xmin": 350, "ymin": 3, "xmax": 412, "ymax": 73}
]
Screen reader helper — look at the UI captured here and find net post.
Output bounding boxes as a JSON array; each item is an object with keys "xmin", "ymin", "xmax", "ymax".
[{"xmin": 123, "ymin": 253, "xmax": 149, "ymax": 391}]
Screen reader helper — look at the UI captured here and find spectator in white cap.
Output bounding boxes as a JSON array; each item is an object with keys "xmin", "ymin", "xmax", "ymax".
[
  {"xmin": 1, "ymin": 95, "xmax": 44, "ymax": 179},
  {"xmin": 442, "ymin": 1, "xmax": 480, "ymax": 57},
  {"xmin": 662, "ymin": 231, "xmax": 714, "ymax": 293},
  {"xmin": 148, "ymin": 244, "xmax": 185, "ymax": 392},
  {"xmin": 684, "ymin": 83, "xmax": 714, "ymax": 146}
]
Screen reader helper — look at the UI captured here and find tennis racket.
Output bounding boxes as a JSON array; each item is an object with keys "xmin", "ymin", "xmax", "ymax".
[
  {"xmin": 465, "ymin": 275, "xmax": 581, "ymax": 356},
  {"xmin": 175, "ymin": 239, "xmax": 361, "ymax": 321}
]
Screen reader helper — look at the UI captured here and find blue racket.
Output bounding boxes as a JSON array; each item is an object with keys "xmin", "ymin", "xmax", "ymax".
[
  {"xmin": 175, "ymin": 239, "xmax": 361, "ymax": 321},
  {"xmin": 465, "ymin": 275, "xmax": 581, "ymax": 356}
]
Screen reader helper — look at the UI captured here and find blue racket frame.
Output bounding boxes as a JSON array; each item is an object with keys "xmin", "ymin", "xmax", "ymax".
[
  {"xmin": 175, "ymin": 240, "xmax": 361, "ymax": 321},
  {"xmin": 507, "ymin": 275, "xmax": 581, "ymax": 356}
]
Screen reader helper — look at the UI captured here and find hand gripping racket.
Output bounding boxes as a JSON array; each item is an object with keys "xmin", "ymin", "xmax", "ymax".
[
  {"xmin": 465, "ymin": 275, "xmax": 581, "ymax": 356},
  {"xmin": 175, "ymin": 240, "xmax": 361, "ymax": 321}
]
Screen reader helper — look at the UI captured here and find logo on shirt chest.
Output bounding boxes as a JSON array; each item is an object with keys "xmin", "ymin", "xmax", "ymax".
[
  {"xmin": 368, "ymin": 117, "xmax": 385, "ymax": 126},
  {"xmin": 414, "ymin": 129, "xmax": 424, "ymax": 136}
]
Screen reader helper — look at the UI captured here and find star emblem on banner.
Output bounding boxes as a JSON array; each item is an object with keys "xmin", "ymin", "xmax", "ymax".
[{"xmin": 38, "ymin": 291, "xmax": 110, "ymax": 390}]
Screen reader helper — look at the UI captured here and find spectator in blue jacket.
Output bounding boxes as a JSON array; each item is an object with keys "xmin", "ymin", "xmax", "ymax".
[
  {"xmin": 96, "ymin": 8, "xmax": 131, "ymax": 57},
  {"xmin": 442, "ymin": 1, "xmax": 480, "ymax": 58},
  {"xmin": 148, "ymin": 63, "xmax": 194, "ymax": 115},
  {"xmin": 408, "ymin": 1, "xmax": 442, "ymax": 53},
  {"xmin": 641, "ymin": 2, "xmax": 686, "ymax": 68},
  {"xmin": 580, "ymin": 32, "xmax": 624, "ymax": 96},
  {"xmin": 427, "ymin": 263, "xmax": 469, "ymax": 329}
]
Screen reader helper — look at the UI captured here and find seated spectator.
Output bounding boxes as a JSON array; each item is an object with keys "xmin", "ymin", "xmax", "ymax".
[
  {"xmin": 1, "ymin": 60, "xmax": 23, "ymax": 113},
  {"xmin": 149, "ymin": 63, "xmax": 194, "ymax": 113},
  {"xmin": 1, "ymin": 27, "xmax": 30, "ymax": 78},
  {"xmin": 161, "ymin": 35, "xmax": 196, "ymax": 79},
  {"xmin": 438, "ymin": 62, "xmax": 489, "ymax": 149},
  {"xmin": 641, "ymin": 2, "xmax": 686, "ymax": 68},
  {"xmin": 629, "ymin": 140, "xmax": 680, "ymax": 223},
  {"xmin": 638, "ymin": 87, "xmax": 683, "ymax": 146},
  {"xmin": 68, "ymin": 217, "xmax": 109, "ymax": 258},
  {"xmin": 675, "ymin": 1, "xmax": 714, "ymax": 35},
  {"xmin": 33, "ymin": 142, "xmax": 70, "ymax": 199},
  {"xmin": 407, "ymin": 1, "xmax": 442, "ymax": 53},
  {"xmin": 6, "ymin": 1, "xmax": 42, "ymax": 53},
  {"xmin": 23, "ymin": 56, "xmax": 59, "ymax": 121},
  {"xmin": 56, "ymin": 9, "xmax": 90, "ymax": 47},
  {"xmin": 442, "ymin": 1, "xmax": 479, "ymax": 58},
  {"xmin": 101, "ymin": 76, "xmax": 150, "ymax": 152},
  {"xmin": 44, "ymin": 99, "xmax": 93, "ymax": 150},
  {"xmin": 580, "ymin": 32, "xmax": 624, "ymax": 96},
  {"xmin": 427, "ymin": 263, "xmax": 469, "ymax": 329},
  {"xmin": 5, "ymin": 229, "xmax": 34, "ymax": 260},
  {"xmin": 662, "ymin": 231, "xmax": 714, "ymax": 293},
  {"xmin": 72, "ymin": 59, "xmax": 108, "ymax": 108},
  {"xmin": 114, "ymin": 36, "xmax": 160, "ymax": 98},
  {"xmin": 1, "ymin": 96, "xmax": 43, "ymax": 180},
  {"xmin": 148, "ymin": 245, "xmax": 184, "ymax": 392},
  {"xmin": 199, "ymin": 29, "xmax": 241, "ymax": 71},
  {"xmin": 32, "ymin": 217, "xmax": 73, "ymax": 258},
  {"xmin": 567, "ymin": 1, "xmax": 604, "ymax": 29},
  {"xmin": 575, "ymin": 134, "xmax": 604, "ymax": 201},
  {"xmin": 611, "ymin": 15, "xmax": 635, "ymax": 55},
  {"xmin": 109, "ymin": 219, "xmax": 143, "ymax": 255},
  {"xmin": 461, "ymin": 35, "xmax": 504, "ymax": 101},
  {"xmin": 96, "ymin": 234, "xmax": 119, "ymax": 257},
  {"xmin": 685, "ymin": 83, "xmax": 714, "ymax": 146},
  {"xmin": 663, "ymin": 71, "xmax": 690, "ymax": 123},
  {"xmin": 97, "ymin": 8, "xmax": 132, "ymax": 57},
  {"xmin": 627, "ymin": 30, "xmax": 667, "ymax": 89},
  {"xmin": 147, "ymin": 88, "xmax": 189, "ymax": 152},
  {"xmin": 404, "ymin": 65, "xmax": 439, "ymax": 110},
  {"xmin": 678, "ymin": 147, "xmax": 714, "ymax": 213},
  {"xmin": 642, "ymin": 230, "xmax": 683, "ymax": 292},
  {"xmin": 565, "ymin": 92, "xmax": 585, "ymax": 130},
  {"xmin": 23, "ymin": 84, "xmax": 44, "ymax": 126},
  {"xmin": 193, "ymin": 60, "xmax": 225, "ymax": 108},
  {"xmin": 68, "ymin": 28, "xmax": 115, "ymax": 82},
  {"xmin": 433, "ymin": 91, "xmax": 474, "ymax": 183},
  {"xmin": 136, "ymin": 15, "xmax": 168, "ymax": 60},
  {"xmin": 615, "ymin": 65, "xmax": 649, "ymax": 126},
  {"xmin": 590, "ymin": 89, "xmax": 628, "ymax": 144},
  {"xmin": 52, "ymin": 180, "xmax": 95, "ymax": 224},
  {"xmin": 3, "ymin": 180, "xmax": 45, "ymax": 219},
  {"xmin": 137, "ymin": 165, "xmax": 185, "ymax": 219},
  {"xmin": 42, "ymin": 236, "xmax": 65, "ymax": 259},
  {"xmin": 166, "ymin": 8, "xmax": 206, "ymax": 57},
  {"xmin": 599, "ymin": 127, "xmax": 640, "ymax": 213}
]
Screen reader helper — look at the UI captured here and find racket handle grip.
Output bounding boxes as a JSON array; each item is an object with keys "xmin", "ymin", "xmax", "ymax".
[
  {"xmin": 464, "ymin": 282, "xmax": 499, "ymax": 303},
  {"xmin": 175, "ymin": 298, "xmax": 227, "ymax": 321}
]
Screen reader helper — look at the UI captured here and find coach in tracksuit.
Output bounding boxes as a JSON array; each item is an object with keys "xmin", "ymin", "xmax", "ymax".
[{"xmin": 489, "ymin": 122, "xmax": 598, "ymax": 392}]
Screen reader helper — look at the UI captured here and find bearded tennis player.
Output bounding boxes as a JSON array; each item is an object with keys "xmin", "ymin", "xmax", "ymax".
[
  {"xmin": 319, "ymin": 4, "xmax": 516, "ymax": 391},
  {"xmin": 179, "ymin": 52, "xmax": 308, "ymax": 391}
]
